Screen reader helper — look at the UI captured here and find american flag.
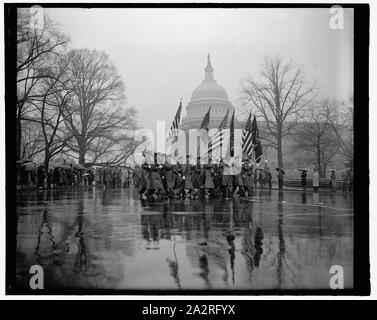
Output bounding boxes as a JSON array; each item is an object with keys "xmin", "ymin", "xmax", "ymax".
[
  {"xmin": 166, "ymin": 100, "xmax": 182, "ymax": 142},
  {"xmin": 242, "ymin": 113, "xmax": 253, "ymax": 157},
  {"xmin": 206, "ymin": 109, "xmax": 229, "ymax": 156},
  {"xmin": 200, "ymin": 106, "xmax": 211, "ymax": 131},
  {"xmin": 251, "ymin": 116, "xmax": 263, "ymax": 162}
]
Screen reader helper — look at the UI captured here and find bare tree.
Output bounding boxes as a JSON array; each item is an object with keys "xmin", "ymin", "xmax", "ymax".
[
  {"xmin": 63, "ymin": 49, "xmax": 137, "ymax": 165},
  {"xmin": 30, "ymin": 54, "xmax": 74, "ymax": 170},
  {"xmin": 240, "ymin": 56, "xmax": 316, "ymax": 168},
  {"xmin": 327, "ymin": 96, "xmax": 354, "ymax": 169},
  {"xmin": 293, "ymin": 100, "xmax": 340, "ymax": 177},
  {"xmin": 17, "ymin": 9, "xmax": 69, "ymax": 160},
  {"xmin": 20, "ymin": 121, "xmax": 44, "ymax": 160},
  {"xmin": 84, "ymin": 133, "xmax": 142, "ymax": 167}
]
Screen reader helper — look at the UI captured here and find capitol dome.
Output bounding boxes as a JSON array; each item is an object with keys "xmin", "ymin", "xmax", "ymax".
[
  {"xmin": 181, "ymin": 54, "xmax": 234, "ymax": 129},
  {"xmin": 191, "ymin": 78, "xmax": 229, "ymax": 101}
]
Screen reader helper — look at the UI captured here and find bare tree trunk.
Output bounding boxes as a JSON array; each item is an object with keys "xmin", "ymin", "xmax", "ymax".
[
  {"xmin": 44, "ymin": 149, "xmax": 50, "ymax": 172},
  {"xmin": 78, "ymin": 142, "xmax": 86, "ymax": 166},
  {"xmin": 277, "ymin": 126, "xmax": 283, "ymax": 168},
  {"xmin": 240, "ymin": 56, "xmax": 315, "ymax": 171},
  {"xmin": 316, "ymin": 145, "xmax": 323, "ymax": 178},
  {"xmin": 16, "ymin": 115, "xmax": 22, "ymax": 160}
]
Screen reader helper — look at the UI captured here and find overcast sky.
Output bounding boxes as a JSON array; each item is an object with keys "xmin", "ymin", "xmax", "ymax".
[{"xmin": 46, "ymin": 8, "xmax": 353, "ymax": 133}]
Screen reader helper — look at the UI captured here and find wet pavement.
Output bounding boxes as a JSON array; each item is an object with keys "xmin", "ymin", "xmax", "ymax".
[{"xmin": 16, "ymin": 187, "xmax": 353, "ymax": 291}]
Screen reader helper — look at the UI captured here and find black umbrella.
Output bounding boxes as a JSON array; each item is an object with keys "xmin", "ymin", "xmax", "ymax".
[{"xmin": 275, "ymin": 167, "xmax": 285, "ymax": 174}]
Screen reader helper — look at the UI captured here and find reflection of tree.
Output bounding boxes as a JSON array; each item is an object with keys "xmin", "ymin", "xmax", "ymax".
[
  {"xmin": 72, "ymin": 198, "xmax": 89, "ymax": 272},
  {"xmin": 198, "ymin": 253, "xmax": 211, "ymax": 289},
  {"xmin": 240, "ymin": 199, "xmax": 264, "ymax": 283},
  {"xmin": 141, "ymin": 214, "xmax": 162, "ymax": 243},
  {"xmin": 274, "ymin": 191, "xmax": 297, "ymax": 289},
  {"xmin": 226, "ymin": 234, "xmax": 235, "ymax": 285},
  {"xmin": 276, "ymin": 209, "xmax": 285, "ymax": 289},
  {"xmin": 241, "ymin": 221, "xmax": 256, "ymax": 283},
  {"xmin": 254, "ymin": 228, "xmax": 264, "ymax": 267},
  {"xmin": 166, "ymin": 237, "xmax": 181, "ymax": 290},
  {"xmin": 75, "ymin": 214, "xmax": 87, "ymax": 272}
]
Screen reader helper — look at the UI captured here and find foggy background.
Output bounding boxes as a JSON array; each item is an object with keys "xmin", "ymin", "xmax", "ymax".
[{"xmin": 46, "ymin": 8, "xmax": 354, "ymax": 133}]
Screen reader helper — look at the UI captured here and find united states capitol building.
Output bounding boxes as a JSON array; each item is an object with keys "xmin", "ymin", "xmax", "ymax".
[
  {"xmin": 181, "ymin": 54, "xmax": 242, "ymax": 130},
  {"xmin": 178, "ymin": 55, "xmax": 347, "ymax": 178}
]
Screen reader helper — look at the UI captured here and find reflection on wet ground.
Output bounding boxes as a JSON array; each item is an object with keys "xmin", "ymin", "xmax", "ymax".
[{"xmin": 16, "ymin": 187, "xmax": 353, "ymax": 290}]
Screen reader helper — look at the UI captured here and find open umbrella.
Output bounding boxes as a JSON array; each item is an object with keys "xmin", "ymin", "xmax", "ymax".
[
  {"xmin": 22, "ymin": 162, "xmax": 37, "ymax": 171},
  {"xmin": 52, "ymin": 164, "xmax": 71, "ymax": 169},
  {"xmin": 72, "ymin": 163, "xmax": 84, "ymax": 169},
  {"xmin": 275, "ymin": 167, "xmax": 285, "ymax": 175}
]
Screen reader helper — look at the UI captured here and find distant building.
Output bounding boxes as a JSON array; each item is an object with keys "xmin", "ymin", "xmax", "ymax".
[
  {"xmin": 178, "ymin": 55, "xmax": 348, "ymax": 178},
  {"xmin": 181, "ymin": 54, "xmax": 243, "ymax": 131},
  {"xmin": 180, "ymin": 55, "xmax": 242, "ymax": 157}
]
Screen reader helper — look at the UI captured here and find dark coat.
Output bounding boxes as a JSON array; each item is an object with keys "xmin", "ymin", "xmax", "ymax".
[
  {"xmin": 203, "ymin": 164, "xmax": 215, "ymax": 189},
  {"xmin": 192, "ymin": 164, "xmax": 202, "ymax": 189},
  {"xmin": 150, "ymin": 164, "xmax": 164, "ymax": 190},
  {"xmin": 235, "ymin": 171, "xmax": 244, "ymax": 186},
  {"xmin": 182, "ymin": 163, "xmax": 194, "ymax": 190},
  {"xmin": 213, "ymin": 164, "xmax": 222, "ymax": 188},
  {"xmin": 243, "ymin": 165, "xmax": 254, "ymax": 187},
  {"xmin": 163, "ymin": 163, "xmax": 175, "ymax": 190},
  {"xmin": 141, "ymin": 163, "xmax": 151, "ymax": 188},
  {"xmin": 173, "ymin": 164, "xmax": 184, "ymax": 189},
  {"xmin": 37, "ymin": 166, "xmax": 45, "ymax": 187}
]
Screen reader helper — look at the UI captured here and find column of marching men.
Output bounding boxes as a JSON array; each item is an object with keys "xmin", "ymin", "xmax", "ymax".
[
  {"xmin": 132, "ymin": 151, "xmax": 273, "ymax": 200},
  {"xmin": 18, "ymin": 164, "xmax": 134, "ymax": 190}
]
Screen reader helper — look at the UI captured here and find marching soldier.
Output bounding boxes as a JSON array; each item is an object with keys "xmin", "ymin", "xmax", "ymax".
[
  {"xmin": 192, "ymin": 157, "xmax": 203, "ymax": 199},
  {"xmin": 243, "ymin": 159, "xmax": 254, "ymax": 197},
  {"xmin": 182, "ymin": 155, "xmax": 194, "ymax": 199},
  {"xmin": 150, "ymin": 153, "xmax": 165, "ymax": 199},
  {"xmin": 163, "ymin": 154, "xmax": 176, "ymax": 198},
  {"xmin": 212, "ymin": 160, "xmax": 223, "ymax": 197},
  {"xmin": 234, "ymin": 157, "xmax": 246, "ymax": 197},
  {"xmin": 202, "ymin": 158, "xmax": 215, "ymax": 199},
  {"xmin": 221, "ymin": 157, "xmax": 234, "ymax": 200},
  {"xmin": 173, "ymin": 160, "xmax": 185, "ymax": 198}
]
